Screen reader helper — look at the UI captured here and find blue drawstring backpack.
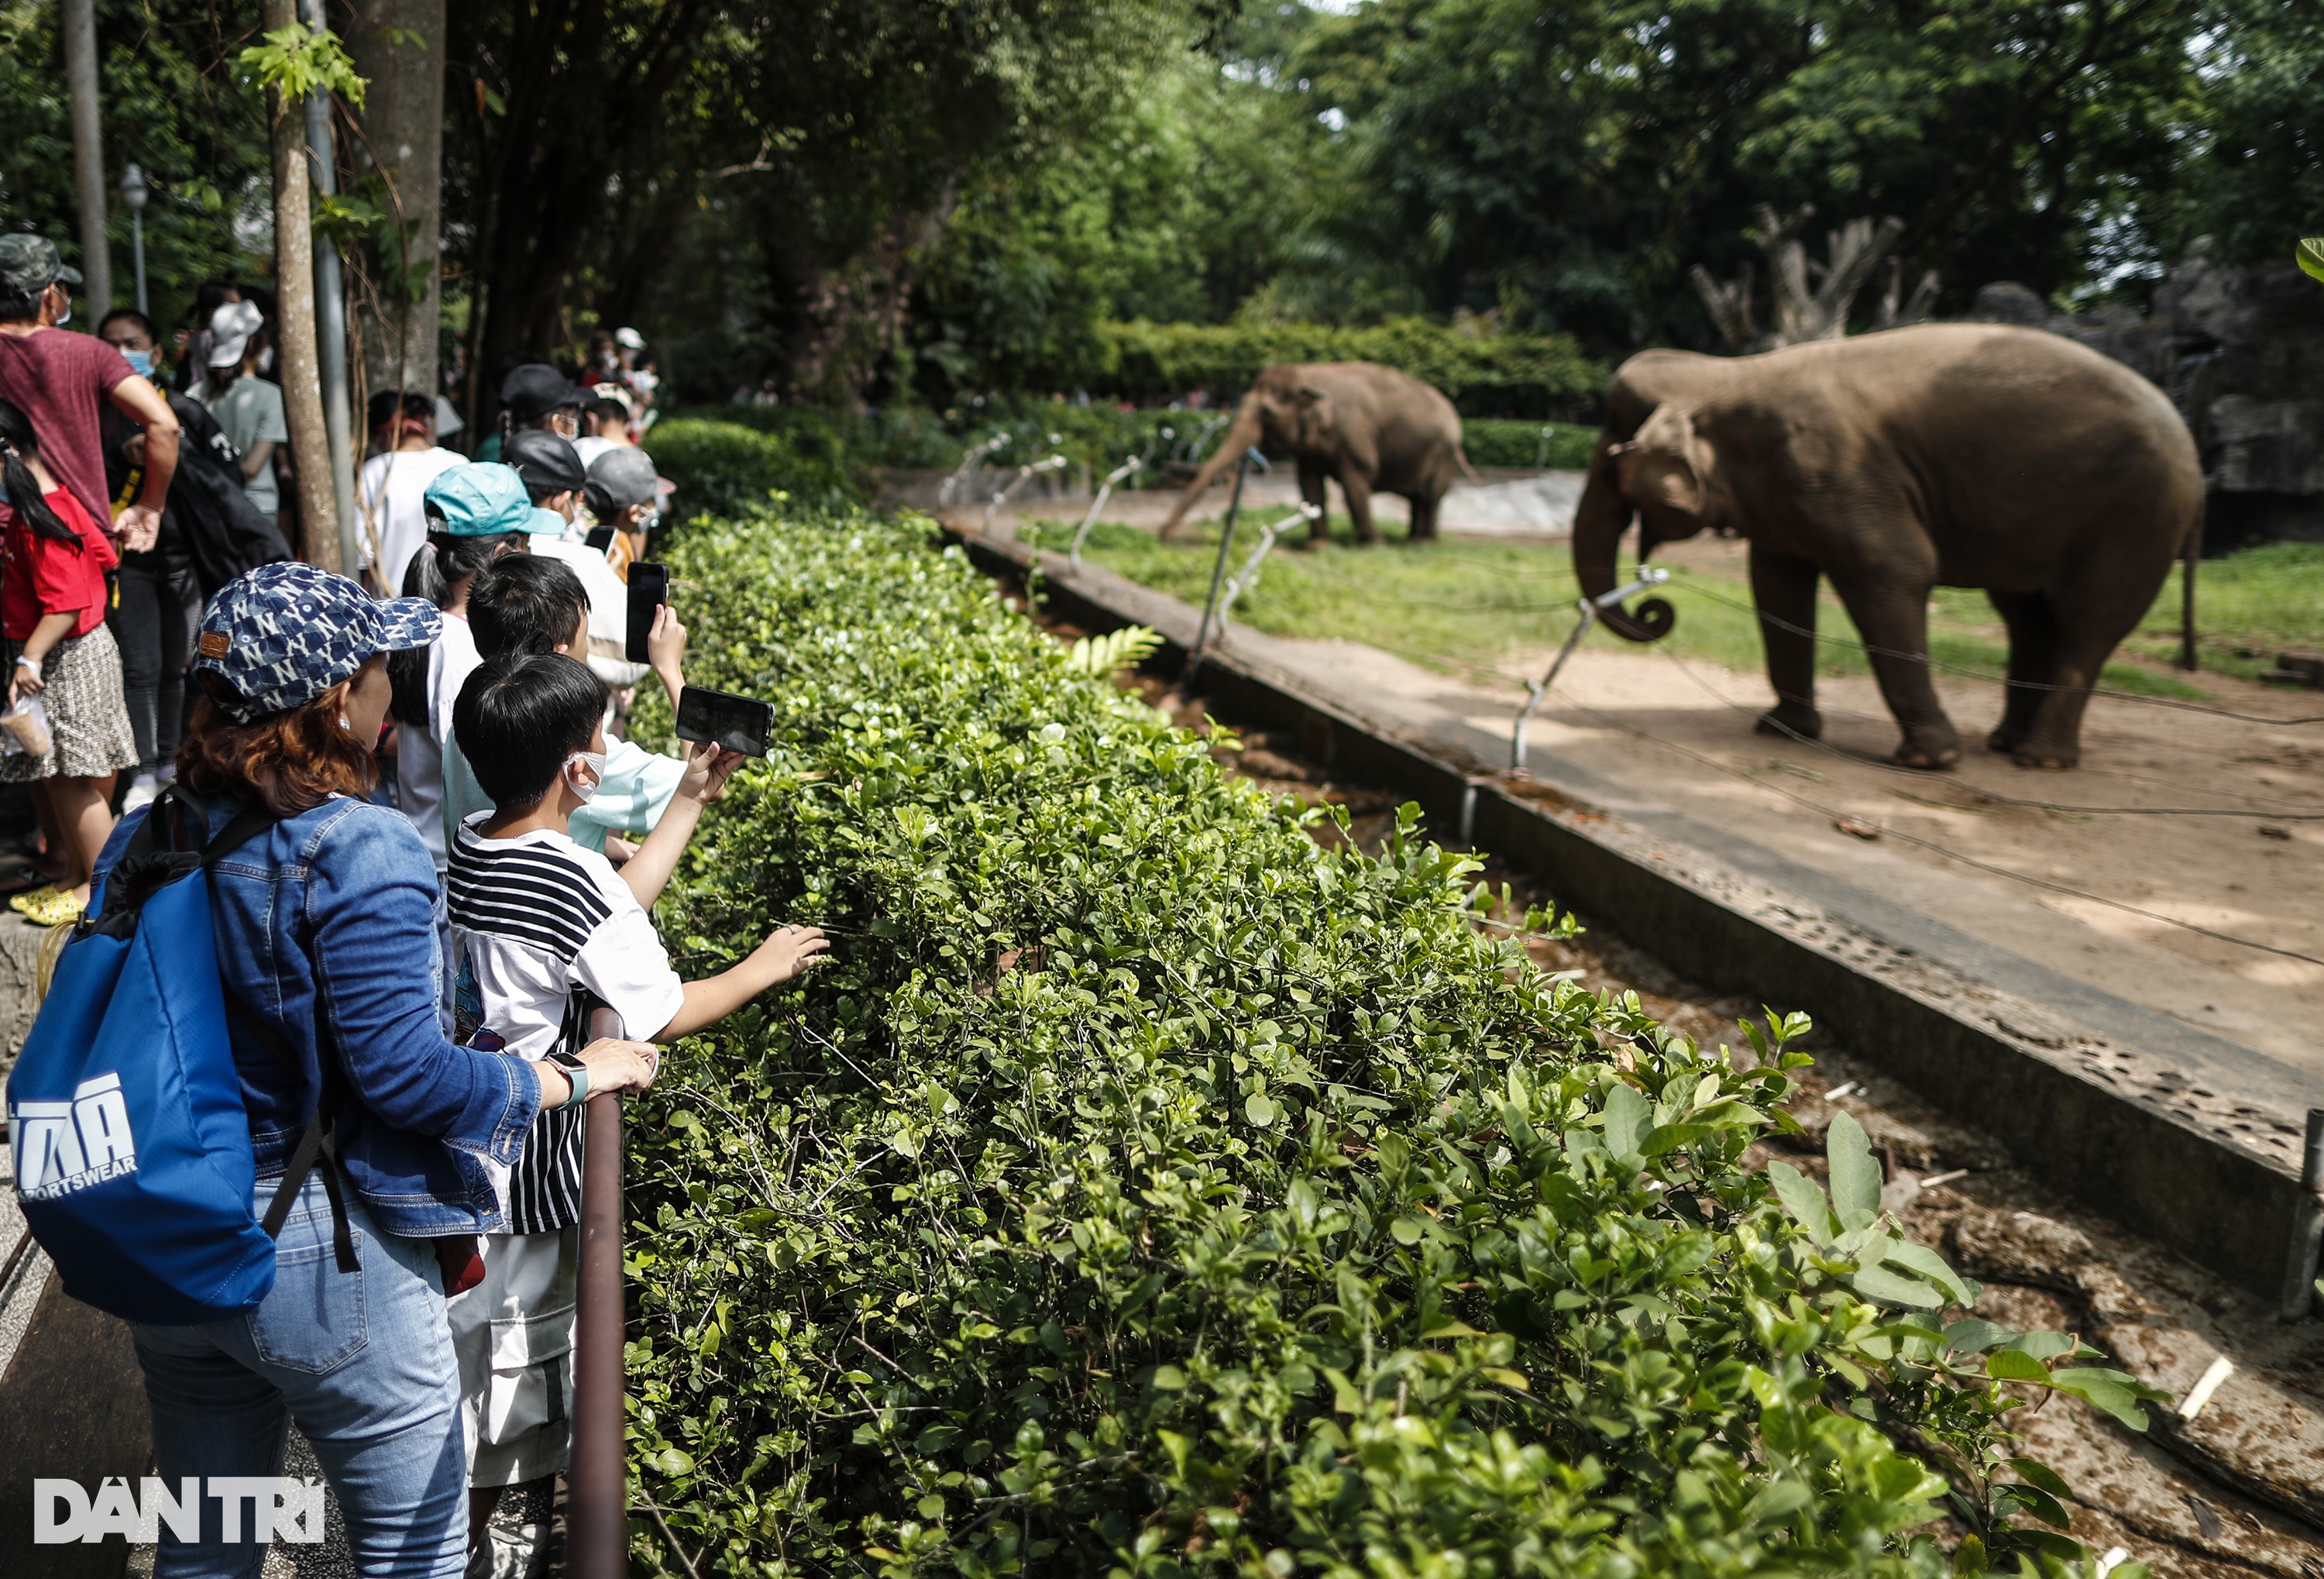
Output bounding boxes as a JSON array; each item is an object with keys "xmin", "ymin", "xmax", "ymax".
[{"xmin": 6, "ymin": 790, "xmax": 351, "ymax": 1325}]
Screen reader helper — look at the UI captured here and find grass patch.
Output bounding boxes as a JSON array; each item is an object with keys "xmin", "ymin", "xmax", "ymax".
[
  {"xmin": 2123, "ymin": 542, "xmax": 2324, "ymax": 681},
  {"xmin": 1029, "ymin": 511, "xmax": 2212, "ymax": 700}
]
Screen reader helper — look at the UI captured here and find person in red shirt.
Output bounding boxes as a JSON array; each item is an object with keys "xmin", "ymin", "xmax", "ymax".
[
  {"xmin": 0, "ymin": 395, "xmax": 139, "ymax": 924},
  {"xmin": 0, "ymin": 235, "xmax": 179, "ymax": 558}
]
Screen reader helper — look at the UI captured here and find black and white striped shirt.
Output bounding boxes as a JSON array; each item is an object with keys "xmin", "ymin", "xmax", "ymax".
[{"xmin": 447, "ymin": 814, "xmax": 686, "ymax": 1235}]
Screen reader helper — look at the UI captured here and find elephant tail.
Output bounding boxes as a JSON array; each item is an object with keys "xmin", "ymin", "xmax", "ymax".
[{"xmin": 1456, "ymin": 445, "xmax": 1484, "ymax": 486}]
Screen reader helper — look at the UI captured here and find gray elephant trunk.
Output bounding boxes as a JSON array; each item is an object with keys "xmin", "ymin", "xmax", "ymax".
[
  {"xmin": 1159, "ymin": 401, "xmax": 1265, "ymax": 541},
  {"xmin": 1569, "ymin": 454, "xmax": 1673, "ymax": 643}
]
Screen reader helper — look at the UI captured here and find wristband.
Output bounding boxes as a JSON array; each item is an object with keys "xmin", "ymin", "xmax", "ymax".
[
  {"xmin": 562, "ymin": 1061, "xmax": 590, "ymax": 1109},
  {"xmin": 15, "ymin": 656, "xmax": 37, "ymax": 672}
]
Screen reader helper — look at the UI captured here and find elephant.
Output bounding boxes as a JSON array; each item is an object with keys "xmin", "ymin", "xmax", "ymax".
[
  {"xmin": 1158, "ymin": 362, "xmax": 1475, "ymax": 546},
  {"xmin": 1571, "ymin": 323, "xmax": 2202, "ymax": 770}
]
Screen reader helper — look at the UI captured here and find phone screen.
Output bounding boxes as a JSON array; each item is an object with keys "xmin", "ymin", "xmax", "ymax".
[
  {"xmin": 624, "ymin": 562, "xmax": 669, "ymax": 663},
  {"xmin": 675, "ymin": 686, "xmax": 774, "ymax": 759},
  {"xmin": 585, "ymin": 525, "xmax": 617, "ymax": 552}
]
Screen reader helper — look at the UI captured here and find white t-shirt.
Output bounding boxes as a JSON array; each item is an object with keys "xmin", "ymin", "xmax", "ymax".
[
  {"xmin": 359, "ymin": 446, "xmax": 466, "ymax": 592},
  {"xmin": 530, "ymin": 532, "xmax": 649, "ymax": 686},
  {"xmin": 572, "ymin": 435, "xmax": 621, "ymax": 469},
  {"xmin": 396, "ymin": 612, "xmax": 482, "ymax": 869},
  {"xmin": 445, "ymin": 814, "xmax": 688, "ymax": 1233}
]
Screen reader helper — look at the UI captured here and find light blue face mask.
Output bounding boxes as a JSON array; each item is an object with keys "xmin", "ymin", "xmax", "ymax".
[{"xmin": 122, "ymin": 349, "xmax": 155, "ymax": 377}]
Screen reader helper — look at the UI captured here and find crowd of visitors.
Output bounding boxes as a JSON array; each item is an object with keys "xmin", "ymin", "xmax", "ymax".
[{"xmin": 0, "ymin": 229, "xmax": 753, "ymax": 1574}]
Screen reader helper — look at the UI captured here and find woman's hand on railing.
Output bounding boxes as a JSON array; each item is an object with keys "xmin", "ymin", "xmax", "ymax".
[{"xmin": 532, "ymin": 1038, "xmax": 662, "ymax": 1108}]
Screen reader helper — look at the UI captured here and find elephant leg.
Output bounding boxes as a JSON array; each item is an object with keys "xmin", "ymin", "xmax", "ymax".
[
  {"xmin": 1408, "ymin": 493, "xmax": 1440, "ymax": 542},
  {"xmin": 1294, "ymin": 464, "xmax": 1331, "ymax": 548},
  {"xmin": 1339, "ymin": 468, "xmax": 1380, "ymax": 545},
  {"xmin": 2013, "ymin": 590, "xmax": 2144, "ymax": 771},
  {"xmin": 1984, "ymin": 590, "xmax": 2056, "ymax": 755},
  {"xmin": 1827, "ymin": 573, "xmax": 1960, "ymax": 769},
  {"xmin": 1749, "ymin": 547, "xmax": 1824, "ymax": 742}
]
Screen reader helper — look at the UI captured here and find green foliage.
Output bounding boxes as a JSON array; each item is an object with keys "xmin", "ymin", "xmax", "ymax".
[
  {"xmin": 618, "ymin": 504, "xmax": 2126, "ymax": 1576},
  {"xmin": 235, "ymin": 21, "xmax": 366, "ymax": 109},
  {"xmin": 1064, "ymin": 625, "xmax": 1166, "ymax": 676},
  {"xmin": 2171, "ymin": 1, "xmax": 2324, "ymax": 267},
  {"xmin": 2301, "ymin": 239, "xmax": 2324, "ymax": 285},
  {"xmin": 641, "ymin": 420, "xmax": 870, "ymax": 525},
  {"xmin": 1462, "ymin": 421, "xmax": 1598, "ymax": 471},
  {"xmin": 1101, "ymin": 318, "xmax": 1603, "ymax": 418},
  {"xmin": 0, "ymin": 0, "xmax": 273, "ymax": 332}
]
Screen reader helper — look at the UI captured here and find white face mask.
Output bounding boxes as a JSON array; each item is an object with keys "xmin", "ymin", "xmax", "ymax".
[
  {"xmin": 256, "ymin": 346, "xmax": 275, "ymax": 374},
  {"xmin": 562, "ymin": 749, "xmax": 607, "ymax": 803}
]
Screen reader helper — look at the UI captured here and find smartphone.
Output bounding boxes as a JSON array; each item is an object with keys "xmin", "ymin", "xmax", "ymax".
[
  {"xmin": 676, "ymin": 685, "xmax": 775, "ymax": 759},
  {"xmin": 624, "ymin": 561, "xmax": 669, "ymax": 663},
  {"xmin": 585, "ymin": 524, "xmax": 617, "ymax": 553}
]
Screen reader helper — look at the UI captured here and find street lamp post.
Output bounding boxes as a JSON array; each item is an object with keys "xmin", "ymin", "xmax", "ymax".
[{"xmin": 119, "ymin": 163, "xmax": 149, "ymax": 317}]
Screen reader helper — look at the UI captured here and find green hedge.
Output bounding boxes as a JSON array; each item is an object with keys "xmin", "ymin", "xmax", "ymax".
[
  {"xmin": 1463, "ymin": 419, "xmax": 1600, "ymax": 470},
  {"xmin": 643, "ymin": 418, "xmax": 871, "ymax": 524},
  {"xmin": 1098, "ymin": 317, "xmax": 1604, "ymax": 417},
  {"xmin": 615, "ymin": 506, "xmax": 2150, "ymax": 1577},
  {"xmin": 668, "ymin": 404, "xmax": 1600, "ymax": 480}
]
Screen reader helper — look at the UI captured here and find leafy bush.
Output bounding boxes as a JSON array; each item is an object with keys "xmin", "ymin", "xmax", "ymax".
[
  {"xmin": 673, "ymin": 404, "xmax": 1601, "ymax": 480},
  {"xmin": 676, "ymin": 401, "xmax": 1205, "ymax": 479},
  {"xmin": 620, "ymin": 506, "xmax": 2153, "ymax": 1577},
  {"xmin": 1462, "ymin": 420, "xmax": 1600, "ymax": 470},
  {"xmin": 644, "ymin": 418, "xmax": 871, "ymax": 525},
  {"xmin": 1099, "ymin": 318, "xmax": 1604, "ymax": 417}
]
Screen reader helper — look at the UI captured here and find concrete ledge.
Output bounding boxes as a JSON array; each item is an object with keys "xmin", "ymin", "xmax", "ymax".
[{"xmin": 951, "ymin": 524, "xmax": 2318, "ymax": 1301}]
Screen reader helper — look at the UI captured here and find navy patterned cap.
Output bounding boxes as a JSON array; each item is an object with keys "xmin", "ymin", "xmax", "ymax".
[{"xmin": 193, "ymin": 562, "xmax": 442, "ymax": 722}]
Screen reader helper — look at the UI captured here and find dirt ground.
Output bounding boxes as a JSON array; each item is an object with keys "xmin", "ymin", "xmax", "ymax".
[
  {"xmin": 985, "ymin": 491, "xmax": 2324, "ymax": 1093},
  {"xmin": 1277, "ymin": 529, "xmax": 2324, "ymax": 1080},
  {"xmin": 1152, "ymin": 685, "xmax": 2324, "ymax": 1579}
]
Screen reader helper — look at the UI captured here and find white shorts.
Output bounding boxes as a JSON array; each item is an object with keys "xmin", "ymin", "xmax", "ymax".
[{"xmin": 447, "ymin": 1226, "xmax": 579, "ymax": 1488}]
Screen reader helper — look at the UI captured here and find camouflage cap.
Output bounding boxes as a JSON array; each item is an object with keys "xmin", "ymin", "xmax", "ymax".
[{"xmin": 0, "ymin": 236, "xmax": 81, "ymax": 296}]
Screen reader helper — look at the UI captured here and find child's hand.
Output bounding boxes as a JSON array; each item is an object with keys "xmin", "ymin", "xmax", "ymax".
[
  {"xmin": 749, "ymin": 923, "xmax": 830, "ymax": 985},
  {"xmin": 677, "ymin": 739, "xmax": 744, "ymax": 803},
  {"xmin": 648, "ymin": 602, "xmax": 687, "ymax": 698}
]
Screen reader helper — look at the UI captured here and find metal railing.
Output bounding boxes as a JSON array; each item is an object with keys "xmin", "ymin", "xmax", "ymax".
[{"xmin": 569, "ymin": 1006, "xmax": 628, "ymax": 1577}]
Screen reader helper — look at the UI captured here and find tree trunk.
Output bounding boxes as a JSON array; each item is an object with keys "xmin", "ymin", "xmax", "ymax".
[
  {"xmin": 345, "ymin": 0, "xmax": 445, "ymax": 408},
  {"xmin": 61, "ymin": 0, "xmax": 111, "ymax": 315},
  {"xmin": 1692, "ymin": 203, "xmax": 1907, "ymax": 350},
  {"xmin": 265, "ymin": 0, "xmax": 341, "ymax": 570}
]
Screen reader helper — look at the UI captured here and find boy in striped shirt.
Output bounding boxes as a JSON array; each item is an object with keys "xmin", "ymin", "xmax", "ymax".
[{"xmin": 445, "ymin": 649, "xmax": 827, "ymax": 1559}]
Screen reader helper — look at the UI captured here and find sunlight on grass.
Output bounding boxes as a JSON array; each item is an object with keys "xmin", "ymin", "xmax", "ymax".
[
  {"xmin": 2123, "ymin": 542, "xmax": 2324, "ymax": 681},
  {"xmin": 1026, "ymin": 509, "xmax": 2222, "ymax": 702}
]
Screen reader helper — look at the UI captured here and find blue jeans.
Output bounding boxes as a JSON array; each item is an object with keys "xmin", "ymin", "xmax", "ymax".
[{"xmin": 132, "ymin": 1178, "xmax": 468, "ymax": 1578}]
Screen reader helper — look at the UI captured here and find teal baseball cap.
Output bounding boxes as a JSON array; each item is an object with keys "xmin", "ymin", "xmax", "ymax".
[{"xmin": 421, "ymin": 463, "xmax": 564, "ymax": 537}]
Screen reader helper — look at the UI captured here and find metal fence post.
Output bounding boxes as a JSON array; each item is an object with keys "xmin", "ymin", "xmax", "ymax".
[{"xmin": 569, "ymin": 1006, "xmax": 629, "ymax": 1575}]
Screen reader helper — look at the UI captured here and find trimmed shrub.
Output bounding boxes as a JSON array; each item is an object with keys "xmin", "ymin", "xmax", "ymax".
[
  {"xmin": 617, "ymin": 507, "xmax": 2151, "ymax": 1577},
  {"xmin": 644, "ymin": 418, "xmax": 870, "ymax": 525},
  {"xmin": 1098, "ymin": 318, "xmax": 1604, "ymax": 417},
  {"xmin": 1462, "ymin": 420, "xmax": 1600, "ymax": 470}
]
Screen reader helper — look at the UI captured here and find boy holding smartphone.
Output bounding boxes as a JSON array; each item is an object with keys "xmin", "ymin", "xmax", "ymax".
[
  {"xmin": 443, "ymin": 553, "xmax": 687, "ymax": 862},
  {"xmin": 445, "ymin": 649, "xmax": 826, "ymax": 1561}
]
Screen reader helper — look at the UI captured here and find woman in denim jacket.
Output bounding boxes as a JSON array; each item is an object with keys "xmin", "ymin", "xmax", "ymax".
[{"xmin": 93, "ymin": 562, "xmax": 662, "ymax": 1579}]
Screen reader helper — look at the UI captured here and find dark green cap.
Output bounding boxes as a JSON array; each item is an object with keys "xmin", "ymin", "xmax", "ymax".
[{"xmin": 0, "ymin": 236, "xmax": 81, "ymax": 296}]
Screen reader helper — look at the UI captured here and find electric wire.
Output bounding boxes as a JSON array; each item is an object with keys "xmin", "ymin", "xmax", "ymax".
[
  {"xmin": 1652, "ymin": 645, "xmax": 2324, "ymax": 820},
  {"xmin": 1526, "ymin": 669, "xmax": 2324, "ymax": 972},
  {"xmin": 1632, "ymin": 567, "xmax": 2324, "ymax": 725}
]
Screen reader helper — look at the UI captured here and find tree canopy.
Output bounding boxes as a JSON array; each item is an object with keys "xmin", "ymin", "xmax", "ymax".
[{"xmin": 0, "ymin": 0, "xmax": 2315, "ymax": 411}]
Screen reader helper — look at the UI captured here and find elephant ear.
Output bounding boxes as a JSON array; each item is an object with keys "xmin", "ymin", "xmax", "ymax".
[
  {"xmin": 1611, "ymin": 403, "xmax": 1709, "ymax": 516},
  {"xmin": 1292, "ymin": 384, "xmax": 1334, "ymax": 440}
]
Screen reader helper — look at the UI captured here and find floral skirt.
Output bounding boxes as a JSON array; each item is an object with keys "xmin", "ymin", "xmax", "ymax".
[{"xmin": 0, "ymin": 624, "xmax": 140, "ymax": 782}]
